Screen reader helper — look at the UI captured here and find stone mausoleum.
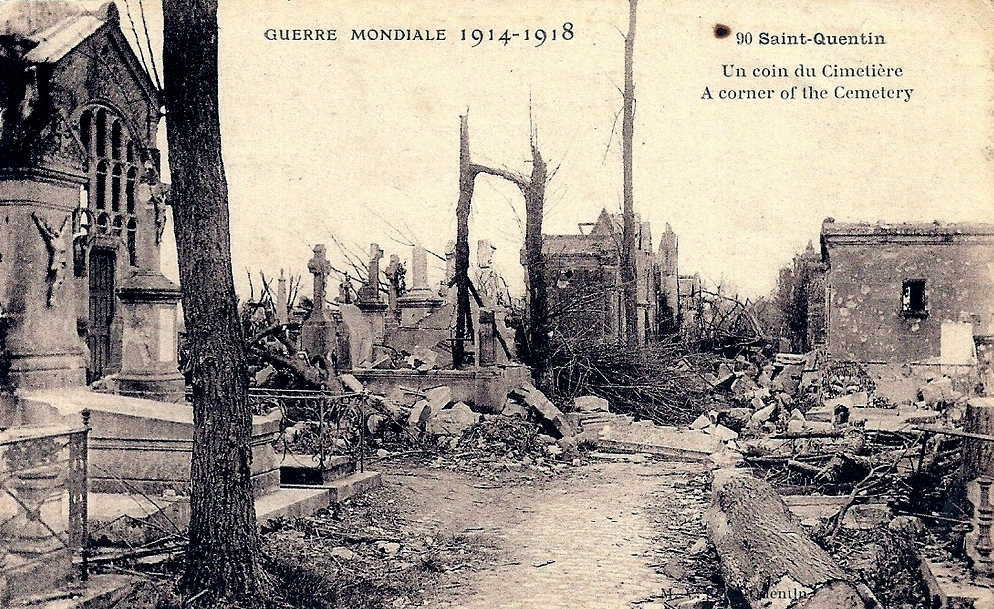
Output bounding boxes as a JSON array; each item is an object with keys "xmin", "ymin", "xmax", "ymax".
[
  {"xmin": 0, "ymin": 0, "xmax": 182, "ymax": 401},
  {"xmin": 0, "ymin": 4, "xmax": 284, "ymax": 601}
]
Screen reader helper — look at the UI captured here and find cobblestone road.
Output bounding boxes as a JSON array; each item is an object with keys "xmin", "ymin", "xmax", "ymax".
[{"xmin": 387, "ymin": 458, "xmax": 714, "ymax": 609}]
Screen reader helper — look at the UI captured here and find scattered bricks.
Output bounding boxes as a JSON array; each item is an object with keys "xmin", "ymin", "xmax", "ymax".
[
  {"xmin": 750, "ymin": 397, "xmax": 766, "ymax": 411},
  {"xmin": 574, "ymin": 395, "xmax": 610, "ymax": 412}
]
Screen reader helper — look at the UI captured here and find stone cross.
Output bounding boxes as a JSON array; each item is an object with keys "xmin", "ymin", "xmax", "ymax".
[{"xmin": 307, "ymin": 244, "xmax": 331, "ymax": 312}]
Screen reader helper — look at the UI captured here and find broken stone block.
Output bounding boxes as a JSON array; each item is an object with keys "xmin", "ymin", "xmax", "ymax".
[
  {"xmin": 426, "ymin": 402, "xmax": 479, "ymax": 436},
  {"xmin": 375, "ymin": 541, "xmax": 401, "ymax": 556},
  {"xmin": 499, "ymin": 400, "xmax": 528, "ymax": 419},
  {"xmin": 408, "ymin": 399, "xmax": 429, "ymax": 428},
  {"xmin": 789, "ymin": 408, "xmax": 805, "ymax": 422},
  {"xmin": 920, "ymin": 377, "xmax": 954, "ymax": 406},
  {"xmin": 802, "ymin": 421, "xmax": 834, "ymax": 433},
  {"xmin": 574, "ymin": 395, "xmax": 610, "ymax": 412},
  {"xmin": 254, "ymin": 365, "xmax": 277, "ymax": 387},
  {"xmin": 411, "ymin": 346, "xmax": 439, "ymax": 371},
  {"xmin": 340, "ymin": 373, "xmax": 364, "ymax": 393},
  {"xmin": 425, "ymin": 385, "xmax": 453, "ymax": 411},
  {"xmin": 787, "ymin": 419, "xmax": 804, "ymax": 434},
  {"xmin": 775, "ymin": 353, "xmax": 807, "ymax": 366},
  {"xmin": 509, "ymin": 383, "xmax": 572, "ymax": 439},
  {"xmin": 750, "ymin": 397, "xmax": 766, "ymax": 411},
  {"xmin": 730, "ymin": 375, "xmax": 758, "ymax": 397},
  {"xmin": 711, "ymin": 424, "xmax": 738, "ymax": 442},
  {"xmin": 805, "ymin": 406, "xmax": 834, "ymax": 423},
  {"xmin": 717, "ymin": 408, "xmax": 752, "ymax": 432},
  {"xmin": 751, "ymin": 404, "xmax": 776, "ymax": 424},
  {"xmin": 689, "ymin": 414, "xmax": 711, "ymax": 430},
  {"xmin": 331, "ymin": 547, "xmax": 357, "ymax": 560}
]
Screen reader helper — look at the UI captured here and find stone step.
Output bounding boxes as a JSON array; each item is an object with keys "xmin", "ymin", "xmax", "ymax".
[
  {"xmin": 281, "ymin": 470, "xmax": 383, "ymax": 505},
  {"xmin": 279, "ymin": 453, "xmax": 357, "ymax": 485}
]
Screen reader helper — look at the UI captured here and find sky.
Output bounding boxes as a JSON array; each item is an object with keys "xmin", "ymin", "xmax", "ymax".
[{"xmin": 123, "ymin": 0, "xmax": 994, "ymax": 299}]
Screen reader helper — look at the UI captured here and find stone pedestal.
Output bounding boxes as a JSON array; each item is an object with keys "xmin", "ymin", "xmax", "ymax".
[
  {"xmin": 115, "ymin": 271, "xmax": 184, "ymax": 402},
  {"xmin": 397, "ymin": 293, "xmax": 444, "ymax": 328},
  {"xmin": 357, "ymin": 301, "xmax": 388, "ymax": 343},
  {"xmin": 0, "ymin": 175, "xmax": 87, "ymax": 391},
  {"xmin": 477, "ymin": 309, "xmax": 497, "ymax": 366}
]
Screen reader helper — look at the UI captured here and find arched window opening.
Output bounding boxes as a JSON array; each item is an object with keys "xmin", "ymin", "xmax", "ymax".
[
  {"xmin": 95, "ymin": 160, "xmax": 108, "ymax": 210},
  {"xmin": 80, "ymin": 110, "xmax": 92, "ymax": 153},
  {"xmin": 111, "ymin": 164, "xmax": 122, "ymax": 211},
  {"xmin": 80, "ymin": 105, "xmax": 141, "ymax": 253},
  {"xmin": 111, "ymin": 121, "xmax": 122, "ymax": 160},
  {"xmin": 95, "ymin": 108, "xmax": 106, "ymax": 157},
  {"xmin": 127, "ymin": 218, "xmax": 138, "ymax": 266},
  {"xmin": 126, "ymin": 167, "xmax": 137, "ymax": 214}
]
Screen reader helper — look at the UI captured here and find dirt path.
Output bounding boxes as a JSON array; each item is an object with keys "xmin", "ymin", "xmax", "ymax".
[{"xmin": 381, "ymin": 457, "xmax": 715, "ymax": 609}]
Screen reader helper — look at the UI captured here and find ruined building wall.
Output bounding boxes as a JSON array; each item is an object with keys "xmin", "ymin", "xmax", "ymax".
[{"xmin": 823, "ymin": 227, "xmax": 994, "ymax": 363}]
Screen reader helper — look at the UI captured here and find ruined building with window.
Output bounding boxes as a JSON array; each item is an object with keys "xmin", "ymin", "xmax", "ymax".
[
  {"xmin": 537, "ymin": 209, "xmax": 680, "ymax": 346},
  {"xmin": 818, "ymin": 219, "xmax": 994, "ymax": 364}
]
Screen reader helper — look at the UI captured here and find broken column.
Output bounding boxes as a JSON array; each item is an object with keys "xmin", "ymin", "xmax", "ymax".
[
  {"xmin": 398, "ymin": 245, "xmax": 442, "ymax": 328},
  {"xmin": 301, "ymin": 244, "xmax": 337, "ymax": 360}
]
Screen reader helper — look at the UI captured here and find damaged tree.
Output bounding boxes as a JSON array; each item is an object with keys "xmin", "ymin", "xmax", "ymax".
[
  {"xmin": 706, "ymin": 470, "xmax": 870, "ymax": 609},
  {"xmin": 621, "ymin": 0, "xmax": 638, "ymax": 347},
  {"xmin": 453, "ymin": 114, "xmax": 549, "ymax": 384},
  {"xmin": 162, "ymin": 0, "xmax": 263, "ymax": 605}
]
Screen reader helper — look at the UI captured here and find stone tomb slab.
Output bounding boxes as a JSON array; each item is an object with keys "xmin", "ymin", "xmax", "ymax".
[{"xmin": 17, "ymin": 388, "xmax": 281, "ymax": 496}]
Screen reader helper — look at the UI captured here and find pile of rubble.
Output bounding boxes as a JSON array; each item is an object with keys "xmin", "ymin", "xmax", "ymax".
[{"xmin": 361, "ymin": 380, "xmax": 583, "ymax": 477}]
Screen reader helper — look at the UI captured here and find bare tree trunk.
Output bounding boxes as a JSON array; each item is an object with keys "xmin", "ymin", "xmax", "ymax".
[
  {"xmin": 453, "ymin": 115, "xmax": 475, "ymax": 368},
  {"xmin": 522, "ymin": 139, "xmax": 549, "ymax": 387},
  {"xmin": 162, "ymin": 1, "xmax": 263, "ymax": 605},
  {"xmin": 621, "ymin": 0, "xmax": 639, "ymax": 348}
]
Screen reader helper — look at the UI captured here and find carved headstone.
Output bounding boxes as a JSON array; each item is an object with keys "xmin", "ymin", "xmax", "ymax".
[{"xmin": 301, "ymin": 244, "xmax": 337, "ymax": 360}]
